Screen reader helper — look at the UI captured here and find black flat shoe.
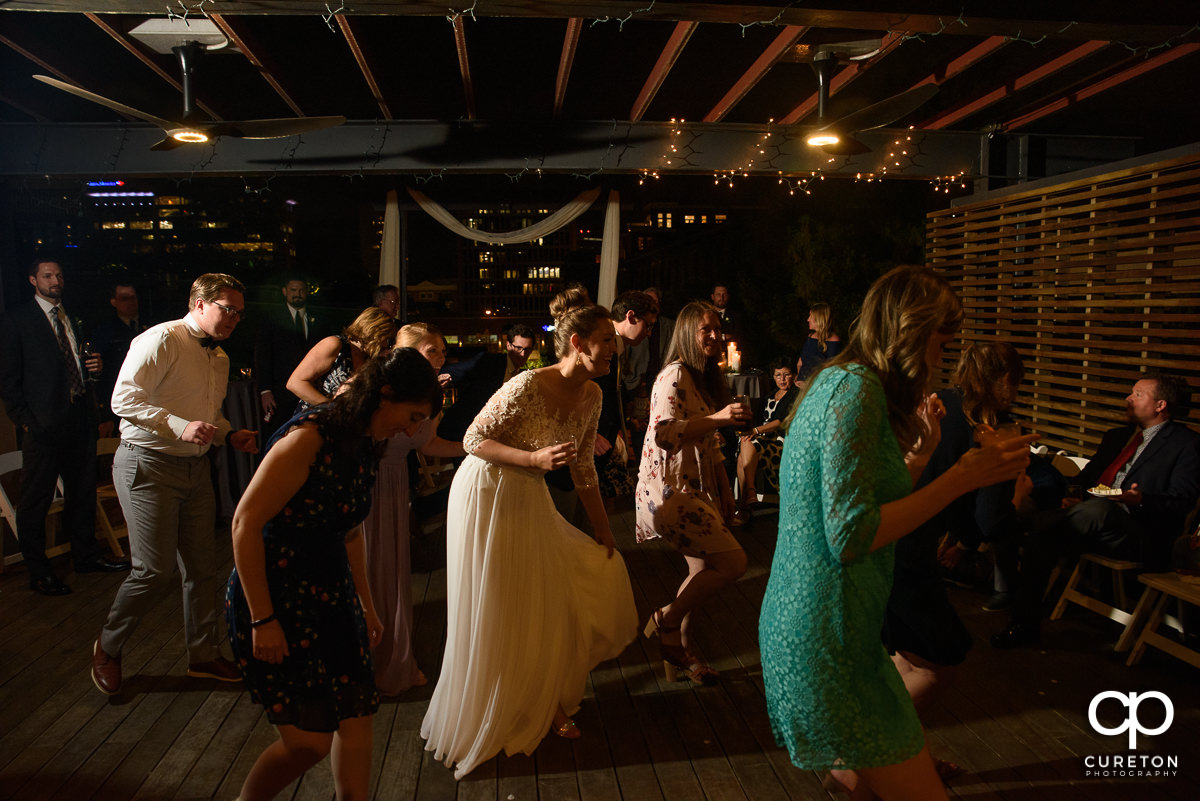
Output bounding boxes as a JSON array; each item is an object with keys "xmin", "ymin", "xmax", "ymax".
[
  {"xmin": 75, "ymin": 555, "xmax": 131, "ymax": 573},
  {"xmin": 30, "ymin": 575, "xmax": 72, "ymax": 596},
  {"xmin": 991, "ymin": 622, "xmax": 1040, "ymax": 649}
]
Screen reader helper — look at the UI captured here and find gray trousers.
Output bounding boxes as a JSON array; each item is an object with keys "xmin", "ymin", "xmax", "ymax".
[{"xmin": 100, "ymin": 443, "xmax": 221, "ymax": 662}]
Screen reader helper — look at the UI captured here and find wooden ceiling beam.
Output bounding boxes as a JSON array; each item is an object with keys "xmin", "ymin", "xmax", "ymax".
[
  {"xmin": 553, "ymin": 17, "xmax": 583, "ymax": 119},
  {"xmin": 630, "ymin": 21, "xmax": 697, "ymax": 122},
  {"xmin": 85, "ymin": 12, "xmax": 222, "ymax": 120},
  {"xmin": 0, "ymin": 91, "xmax": 49, "ymax": 122},
  {"xmin": 209, "ymin": 13, "xmax": 305, "ymax": 117},
  {"xmin": 336, "ymin": 14, "xmax": 392, "ymax": 119},
  {"xmin": 923, "ymin": 40, "xmax": 1108, "ymax": 130},
  {"xmin": 0, "ymin": 31, "xmax": 138, "ymax": 121},
  {"xmin": 1003, "ymin": 43, "xmax": 1199, "ymax": 131},
  {"xmin": 778, "ymin": 30, "xmax": 903, "ymax": 125},
  {"xmin": 4, "ymin": 3, "xmax": 1195, "ymax": 44},
  {"xmin": 451, "ymin": 14, "xmax": 476, "ymax": 120},
  {"xmin": 702, "ymin": 24, "xmax": 806, "ymax": 123}
]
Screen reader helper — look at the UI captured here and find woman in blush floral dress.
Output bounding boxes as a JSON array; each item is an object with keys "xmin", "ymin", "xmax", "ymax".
[
  {"xmin": 364, "ymin": 323, "xmax": 464, "ymax": 697},
  {"xmin": 635, "ymin": 301, "xmax": 752, "ymax": 684}
]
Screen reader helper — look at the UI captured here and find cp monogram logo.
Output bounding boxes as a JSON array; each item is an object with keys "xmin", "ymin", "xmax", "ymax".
[{"xmin": 1088, "ymin": 691, "xmax": 1174, "ymax": 749}]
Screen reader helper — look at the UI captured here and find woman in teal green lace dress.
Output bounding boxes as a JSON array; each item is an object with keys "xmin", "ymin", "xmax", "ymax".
[{"xmin": 760, "ymin": 266, "xmax": 1036, "ymax": 799}]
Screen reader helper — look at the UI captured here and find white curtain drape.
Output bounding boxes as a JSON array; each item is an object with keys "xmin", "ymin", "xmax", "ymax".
[
  {"xmin": 407, "ymin": 187, "xmax": 601, "ymax": 244},
  {"xmin": 378, "ymin": 189, "xmax": 400, "ymax": 286},
  {"xmin": 597, "ymin": 190, "xmax": 620, "ymax": 309}
]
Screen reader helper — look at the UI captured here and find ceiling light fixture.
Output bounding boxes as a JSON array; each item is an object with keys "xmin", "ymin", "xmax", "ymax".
[
  {"xmin": 168, "ymin": 128, "xmax": 209, "ymax": 143},
  {"xmin": 806, "ymin": 132, "xmax": 840, "ymax": 147}
]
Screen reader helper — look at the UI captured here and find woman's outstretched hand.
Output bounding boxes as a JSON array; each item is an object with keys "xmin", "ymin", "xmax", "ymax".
[
  {"xmin": 713, "ymin": 401, "xmax": 752, "ymax": 427},
  {"xmin": 531, "ymin": 440, "xmax": 578, "ymax": 471},
  {"xmin": 953, "ymin": 433, "xmax": 1040, "ymax": 491}
]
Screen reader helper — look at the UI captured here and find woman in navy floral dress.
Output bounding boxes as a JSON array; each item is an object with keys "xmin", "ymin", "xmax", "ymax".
[
  {"xmin": 227, "ymin": 349, "xmax": 442, "ymax": 801},
  {"xmin": 635, "ymin": 301, "xmax": 752, "ymax": 684}
]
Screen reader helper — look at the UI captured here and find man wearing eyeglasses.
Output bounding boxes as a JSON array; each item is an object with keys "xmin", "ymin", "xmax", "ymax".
[{"xmin": 93, "ymin": 273, "xmax": 259, "ymax": 696}]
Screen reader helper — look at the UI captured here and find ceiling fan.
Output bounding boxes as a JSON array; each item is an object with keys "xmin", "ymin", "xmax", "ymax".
[
  {"xmin": 33, "ymin": 40, "xmax": 345, "ymax": 151},
  {"xmin": 789, "ymin": 38, "xmax": 938, "ymax": 156}
]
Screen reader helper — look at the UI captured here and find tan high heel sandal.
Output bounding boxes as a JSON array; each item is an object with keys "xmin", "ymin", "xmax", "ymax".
[{"xmin": 642, "ymin": 609, "xmax": 719, "ymax": 685}]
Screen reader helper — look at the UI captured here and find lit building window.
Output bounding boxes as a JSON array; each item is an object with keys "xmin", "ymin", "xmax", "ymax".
[
  {"xmin": 130, "ymin": 221, "xmax": 153, "ymax": 230},
  {"xmin": 101, "ymin": 221, "xmax": 126, "ymax": 229},
  {"xmin": 715, "ymin": 214, "xmax": 726, "ymax": 223},
  {"xmin": 665, "ymin": 213, "xmax": 673, "ymax": 229},
  {"xmin": 479, "ymin": 268, "xmax": 491, "ymax": 279},
  {"xmin": 159, "ymin": 220, "xmax": 173, "ymax": 229},
  {"xmin": 684, "ymin": 215, "xmax": 695, "ymax": 224},
  {"xmin": 701, "ymin": 215, "xmax": 708, "ymax": 224}
]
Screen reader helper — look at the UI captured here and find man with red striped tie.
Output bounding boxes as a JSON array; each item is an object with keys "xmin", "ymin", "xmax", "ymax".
[{"xmin": 993, "ymin": 372, "xmax": 1200, "ymax": 648}]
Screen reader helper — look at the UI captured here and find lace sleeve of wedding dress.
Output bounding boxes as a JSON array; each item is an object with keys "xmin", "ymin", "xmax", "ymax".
[
  {"xmin": 568, "ymin": 382, "xmax": 602, "ymax": 490},
  {"xmin": 462, "ymin": 371, "xmax": 533, "ymax": 455}
]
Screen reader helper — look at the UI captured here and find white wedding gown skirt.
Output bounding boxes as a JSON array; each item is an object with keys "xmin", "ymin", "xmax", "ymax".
[{"xmin": 421, "ymin": 455, "xmax": 637, "ymax": 778}]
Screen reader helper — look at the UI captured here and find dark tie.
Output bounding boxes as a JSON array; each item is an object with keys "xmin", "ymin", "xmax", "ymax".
[
  {"xmin": 1097, "ymin": 431, "xmax": 1144, "ymax": 488},
  {"xmin": 200, "ymin": 336, "xmax": 218, "ymax": 350},
  {"xmin": 294, "ymin": 311, "xmax": 305, "ymax": 337},
  {"xmin": 52, "ymin": 307, "xmax": 85, "ymax": 399}
]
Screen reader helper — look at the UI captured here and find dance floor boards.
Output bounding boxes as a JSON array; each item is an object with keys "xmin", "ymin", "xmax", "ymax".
[{"xmin": 2, "ymin": 503, "xmax": 1199, "ymax": 800}]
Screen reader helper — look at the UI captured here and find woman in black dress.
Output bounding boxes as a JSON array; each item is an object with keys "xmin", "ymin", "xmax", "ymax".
[
  {"xmin": 733, "ymin": 357, "xmax": 800, "ymax": 524},
  {"xmin": 882, "ymin": 341, "xmax": 1027, "ymax": 782},
  {"xmin": 227, "ymin": 348, "xmax": 442, "ymax": 801}
]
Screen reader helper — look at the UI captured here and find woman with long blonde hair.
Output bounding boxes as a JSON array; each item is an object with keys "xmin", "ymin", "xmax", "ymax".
[
  {"xmin": 635, "ymin": 300, "xmax": 752, "ymax": 684},
  {"xmin": 795, "ymin": 302, "xmax": 842, "ymax": 381},
  {"xmin": 761, "ymin": 266, "xmax": 1035, "ymax": 800}
]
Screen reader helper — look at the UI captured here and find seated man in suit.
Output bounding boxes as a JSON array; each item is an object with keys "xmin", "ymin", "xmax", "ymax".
[
  {"xmin": 437, "ymin": 323, "xmax": 536, "ymax": 444},
  {"xmin": 993, "ymin": 372, "xmax": 1200, "ymax": 648}
]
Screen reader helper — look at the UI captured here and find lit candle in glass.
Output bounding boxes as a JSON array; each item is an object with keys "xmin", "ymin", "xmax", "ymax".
[{"xmin": 731, "ymin": 348, "xmax": 742, "ymax": 372}]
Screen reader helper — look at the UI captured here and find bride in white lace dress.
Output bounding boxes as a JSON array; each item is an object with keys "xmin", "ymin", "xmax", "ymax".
[{"xmin": 421, "ymin": 288, "xmax": 639, "ymax": 779}]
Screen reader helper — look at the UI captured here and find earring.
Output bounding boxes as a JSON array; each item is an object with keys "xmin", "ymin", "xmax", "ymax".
[{"xmin": 575, "ymin": 353, "xmax": 584, "ymax": 367}]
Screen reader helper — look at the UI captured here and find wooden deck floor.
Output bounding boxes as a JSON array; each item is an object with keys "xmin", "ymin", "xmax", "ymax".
[{"xmin": 2, "ymin": 504, "xmax": 1199, "ymax": 801}]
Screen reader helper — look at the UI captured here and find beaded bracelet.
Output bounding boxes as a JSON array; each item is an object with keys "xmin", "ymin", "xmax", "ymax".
[{"xmin": 250, "ymin": 614, "xmax": 277, "ymax": 628}]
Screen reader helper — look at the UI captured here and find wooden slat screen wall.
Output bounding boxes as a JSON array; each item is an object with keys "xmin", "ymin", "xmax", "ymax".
[{"xmin": 927, "ymin": 150, "xmax": 1200, "ymax": 456}]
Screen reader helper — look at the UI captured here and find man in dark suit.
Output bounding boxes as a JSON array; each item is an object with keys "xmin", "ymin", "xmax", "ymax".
[
  {"xmin": 993, "ymin": 372, "xmax": 1200, "ymax": 648},
  {"xmin": 711, "ymin": 281, "xmax": 740, "ymax": 343},
  {"xmin": 438, "ymin": 323, "xmax": 536, "ymax": 443},
  {"xmin": 92, "ymin": 281, "xmax": 146, "ymax": 436},
  {"xmin": 254, "ymin": 276, "xmax": 324, "ymax": 439},
  {"xmin": 0, "ymin": 258, "xmax": 130, "ymax": 595}
]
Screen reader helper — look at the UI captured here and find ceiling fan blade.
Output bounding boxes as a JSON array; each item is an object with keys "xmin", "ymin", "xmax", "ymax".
[
  {"xmin": 821, "ymin": 136, "xmax": 871, "ymax": 156},
  {"xmin": 211, "ymin": 116, "xmax": 347, "ymax": 140},
  {"xmin": 824, "ymin": 83, "xmax": 939, "ymax": 134},
  {"xmin": 33, "ymin": 74, "xmax": 176, "ymax": 131}
]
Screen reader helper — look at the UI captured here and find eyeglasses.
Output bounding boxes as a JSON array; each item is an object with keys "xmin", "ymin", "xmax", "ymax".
[{"xmin": 212, "ymin": 301, "xmax": 246, "ymax": 321}]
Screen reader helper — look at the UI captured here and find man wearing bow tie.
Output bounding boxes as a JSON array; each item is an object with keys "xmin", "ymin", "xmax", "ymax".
[
  {"xmin": 1, "ymin": 258, "xmax": 129, "ymax": 596},
  {"xmin": 992, "ymin": 372, "xmax": 1200, "ymax": 648},
  {"xmin": 92, "ymin": 273, "xmax": 259, "ymax": 695}
]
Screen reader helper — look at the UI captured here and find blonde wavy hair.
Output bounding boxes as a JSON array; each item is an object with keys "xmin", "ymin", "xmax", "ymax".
[
  {"xmin": 344, "ymin": 307, "xmax": 398, "ymax": 359},
  {"xmin": 809, "ymin": 302, "xmax": 835, "ymax": 354},
  {"xmin": 791, "ymin": 265, "xmax": 962, "ymax": 452},
  {"xmin": 396, "ymin": 321, "xmax": 443, "ymax": 350},
  {"xmin": 954, "ymin": 342, "xmax": 1024, "ymax": 429}
]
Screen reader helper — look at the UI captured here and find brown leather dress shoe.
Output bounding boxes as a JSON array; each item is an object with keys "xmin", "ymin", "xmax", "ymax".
[
  {"xmin": 92, "ymin": 638, "xmax": 122, "ymax": 695},
  {"xmin": 187, "ymin": 657, "xmax": 242, "ymax": 682}
]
